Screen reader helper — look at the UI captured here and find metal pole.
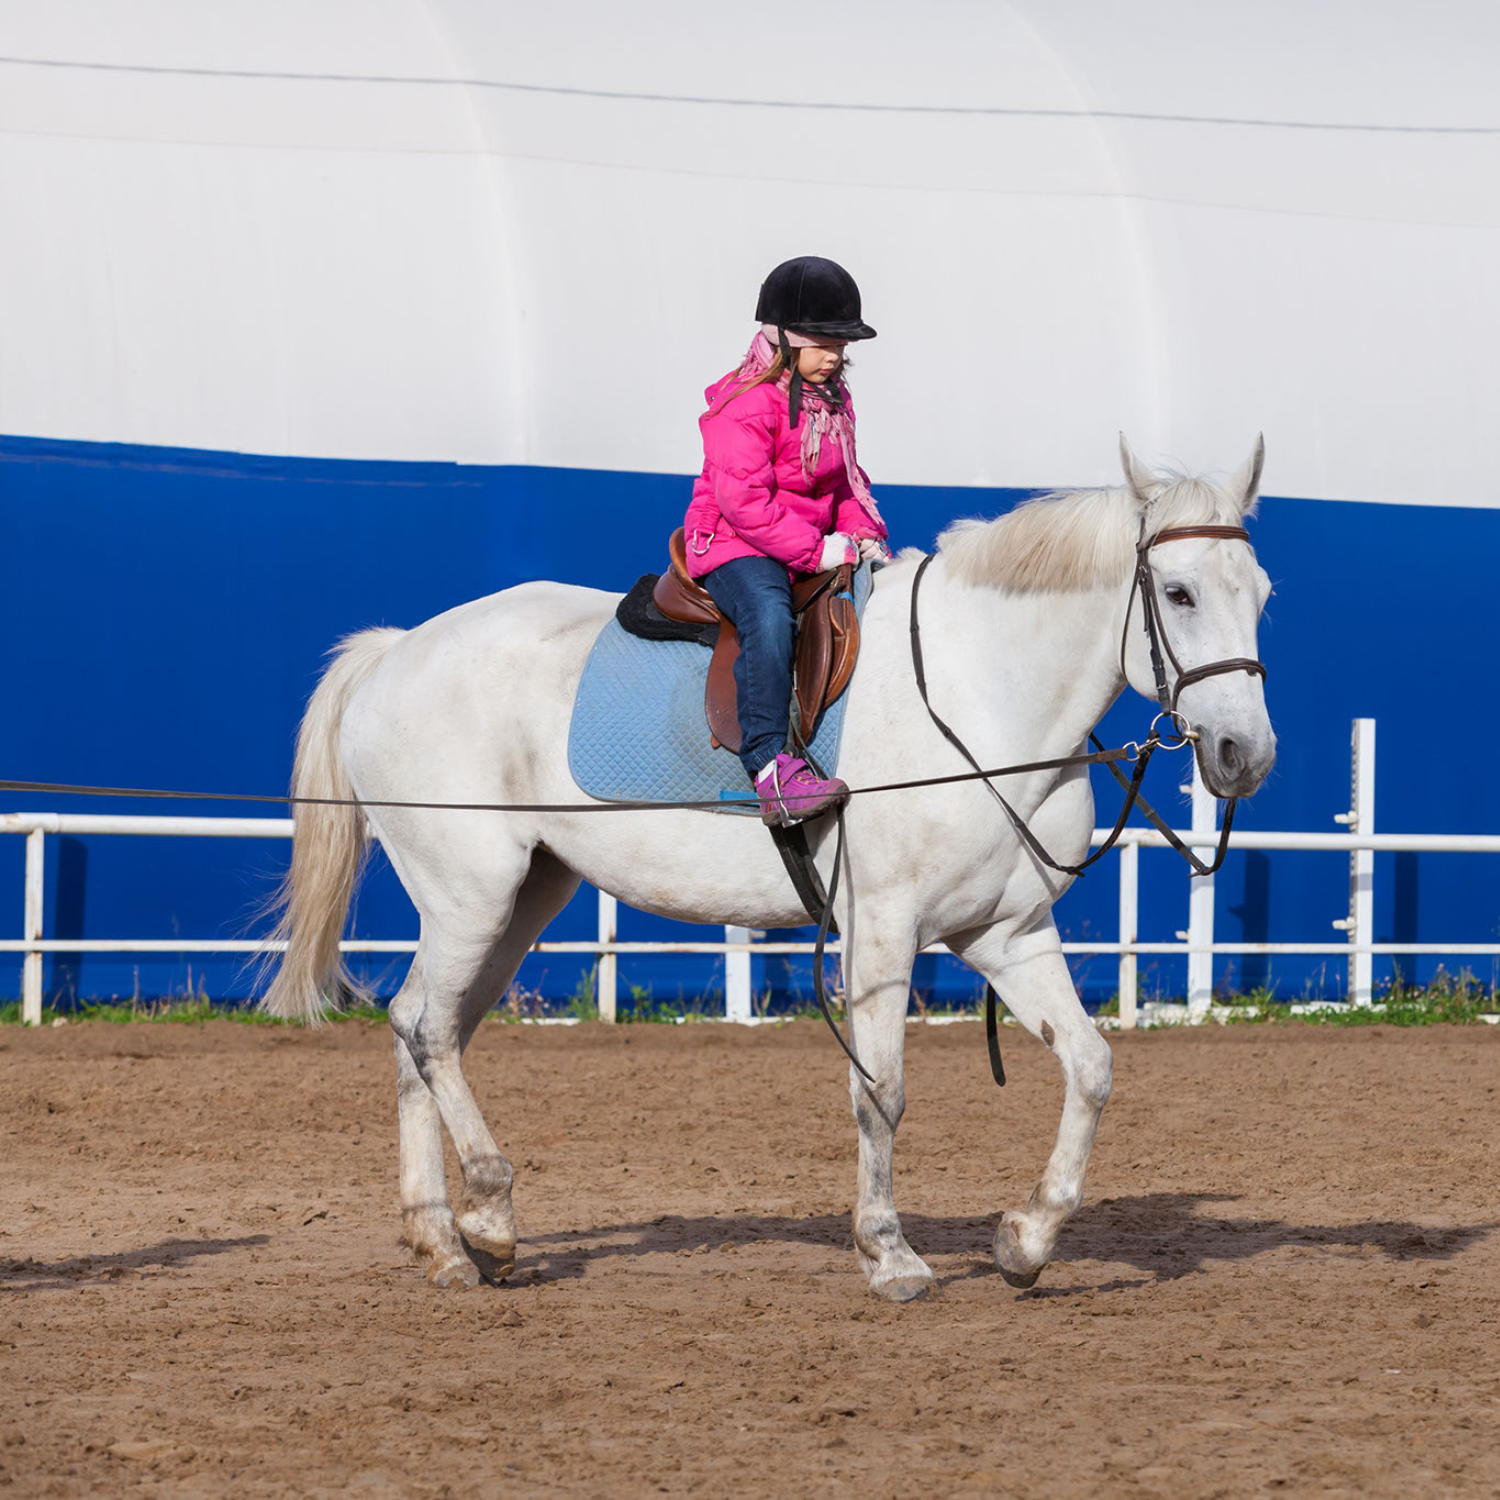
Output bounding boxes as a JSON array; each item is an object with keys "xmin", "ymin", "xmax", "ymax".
[
  {"xmin": 1340, "ymin": 719, "xmax": 1376, "ymax": 1006},
  {"xmin": 724, "ymin": 926, "xmax": 752, "ymax": 1021},
  {"xmin": 1117, "ymin": 841, "xmax": 1138, "ymax": 1030},
  {"xmin": 595, "ymin": 890, "xmax": 617, "ymax": 1022},
  {"xmin": 22, "ymin": 828, "xmax": 44, "ymax": 1025},
  {"xmin": 1185, "ymin": 761, "xmax": 1216, "ymax": 1019}
]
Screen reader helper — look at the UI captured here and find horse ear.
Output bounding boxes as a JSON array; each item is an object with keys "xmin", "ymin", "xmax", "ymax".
[
  {"xmin": 1118, "ymin": 433, "xmax": 1157, "ymax": 508},
  {"xmin": 1230, "ymin": 434, "xmax": 1265, "ymax": 517}
]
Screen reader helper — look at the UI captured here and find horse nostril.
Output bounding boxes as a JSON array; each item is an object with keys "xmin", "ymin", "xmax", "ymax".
[{"xmin": 1218, "ymin": 736, "xmax": 1242, "ymax": 776}]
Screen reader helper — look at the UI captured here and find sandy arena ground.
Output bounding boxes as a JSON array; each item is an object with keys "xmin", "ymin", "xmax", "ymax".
[{"xmin": 0, "ymin": 1018, "xmax": 1496, "ymax": 1497}]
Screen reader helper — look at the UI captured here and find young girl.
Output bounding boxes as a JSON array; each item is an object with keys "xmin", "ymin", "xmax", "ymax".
[{"xmin": 684, "ymin": 256, "xmax": 890, "ymax": 826}]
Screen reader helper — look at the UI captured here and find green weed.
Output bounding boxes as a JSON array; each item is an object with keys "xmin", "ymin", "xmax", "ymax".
[{"xmin": 565, "ymin": 966, "xmax": 600, "ymax": 1022}]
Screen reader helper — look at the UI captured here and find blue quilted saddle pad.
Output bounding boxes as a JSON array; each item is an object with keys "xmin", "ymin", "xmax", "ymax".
[{"xmin": 568, "ymin": 562, "xmax": 874, "ymax": 813}]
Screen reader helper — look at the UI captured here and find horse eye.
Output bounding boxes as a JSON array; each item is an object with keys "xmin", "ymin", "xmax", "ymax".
[{"xmin": 1166, "ymin": 586, "xmax": 1194, "ymax": 607}]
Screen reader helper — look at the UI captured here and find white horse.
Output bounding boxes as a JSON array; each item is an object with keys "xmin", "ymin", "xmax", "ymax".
[{"xmin": 262, "ymin": 437, "xmax": 1275, "ymax": 1300}]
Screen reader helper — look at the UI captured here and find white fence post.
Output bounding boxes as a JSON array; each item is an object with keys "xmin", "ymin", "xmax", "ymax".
[
  {"xmin": 1117, "ymin": 840, "xmax": 1138, "ymax": 1029},
  {"xmin": 724, "ymin": 926, "xmax": 751, "ymax": 1021},
  {"xmin": 1338, "ymin": 719, "xmax": 1377, "ymax": 1006},
  {"xmin": 596, "ymin": 890, "xmax": 617, "ymax": 1022},
  {"xmin": 22, "ymin": 827, "xmax": 44, "ymax": 1025},
  {"xmin": 1185, "ymin": 762, "xmax": 1216, "ymax": 1019}
]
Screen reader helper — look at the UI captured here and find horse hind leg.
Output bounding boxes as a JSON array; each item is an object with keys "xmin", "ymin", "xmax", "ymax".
[
  {"xmin": 390, "ymin": 848, "xmax": 581, "ymax": 1287},
  {"xmin": 452, "ymin": 851, "xmax": 580, "ymax": 1272},
  {"xmin": 393, "ymin": 1024, "xmax": 476, "ymax": 1287}
]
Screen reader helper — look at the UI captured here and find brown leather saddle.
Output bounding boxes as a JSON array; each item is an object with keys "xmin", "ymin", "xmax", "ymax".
[{"xmin": 651, "ymin": 528, "xmax": 860, "ymax": 753}]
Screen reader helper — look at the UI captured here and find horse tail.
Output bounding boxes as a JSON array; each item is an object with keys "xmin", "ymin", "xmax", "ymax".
[{"xmin": 259, "ymin": 627, "xmax": 405, "ymax": 1024}]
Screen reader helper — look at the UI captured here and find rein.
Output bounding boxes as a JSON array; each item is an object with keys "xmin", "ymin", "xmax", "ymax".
[
  {"xmin": 797, "ymin": 526, "xmax": 1266, "ymax": 1087},
  {"xmin": 812, "ymin": 524, "xmax": 1264, "ymax": 1088},
  {"xmin": 906, "ymin": 521, "xmax": 1264, "ymax": 881}
]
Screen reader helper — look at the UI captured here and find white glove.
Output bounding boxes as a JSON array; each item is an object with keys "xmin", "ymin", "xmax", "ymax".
[
  {"xmin": 857, "ymin": 536, "xmax": 892, "ymax": 564},
  {"xmin": 819, "ymin": 532, "xmax": 858, "ymax": 570}
]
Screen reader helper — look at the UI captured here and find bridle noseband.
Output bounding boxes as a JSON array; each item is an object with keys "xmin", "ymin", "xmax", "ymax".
[{"xmin": 1126, "ymin": 523, "xmax": 1268, "ymax": 738}]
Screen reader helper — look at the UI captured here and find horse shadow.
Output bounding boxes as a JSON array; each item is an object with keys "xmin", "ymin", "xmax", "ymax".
[
  {"xmin": 511, "ymin": 1193, "xmax": 1496, "ymax": 1292},
  {"xmin": 0, "ymin": 1235, "xmax": 270, "ymax": 1292}
]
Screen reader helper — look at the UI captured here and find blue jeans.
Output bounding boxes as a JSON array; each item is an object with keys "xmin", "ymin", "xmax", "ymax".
[{"xmin": 702, "ymin": 555, "xmax": 794, "ymax": 781}]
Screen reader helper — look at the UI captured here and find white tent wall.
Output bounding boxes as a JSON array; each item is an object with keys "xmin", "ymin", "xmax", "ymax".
[
  {"xmin": 0, "ymin": 1, "xmax": 524, "ymax": 464},
  {"xmin": 2, "ymin": 0, "xmax": 1497, "ymax": 503}
]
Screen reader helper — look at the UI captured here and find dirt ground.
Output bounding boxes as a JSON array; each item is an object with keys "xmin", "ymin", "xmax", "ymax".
[{"xmin": 0, "ymin": 1019, "xmax": 1497, "ymax": 1498}]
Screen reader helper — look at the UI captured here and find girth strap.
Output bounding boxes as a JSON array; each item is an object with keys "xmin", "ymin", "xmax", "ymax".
[
  {"xmin": 768, "ymin": 822, "xmax": 833, "ymax": 935},
  {"xmin": 772, "ymin": 742, "xmax": 875, "ymax": 1083}
]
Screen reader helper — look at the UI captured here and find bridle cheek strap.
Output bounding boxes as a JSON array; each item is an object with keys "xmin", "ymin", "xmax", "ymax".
[{"xmin": 1133, "ymin": 524, "xmax": 1269, "ymax": 716}]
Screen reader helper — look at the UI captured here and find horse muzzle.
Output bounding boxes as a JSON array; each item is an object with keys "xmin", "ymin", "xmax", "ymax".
[{"xmin": 1195, "ymin": 724, "xmax": 1277, "ymax": 799}]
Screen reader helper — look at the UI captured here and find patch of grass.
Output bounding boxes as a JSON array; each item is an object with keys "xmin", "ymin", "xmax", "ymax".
[
  {"xmin": 564, "ymin": 966, "xmax": 599, "ymax": 1022},
  {"xmin": 621, "ymin": 983, "xmax": 724, "ymax": 1023},
  {"xmin": 1224, "ymin": 966, "xmax": 1496, "ymax": 1027},
  {"xmin": 622, "ymin": 982, "xmax": 673, "ymax": 1023},
  {"xmin": 0, "ymin": 995, "xmax": 388, "ymax": 1026}
]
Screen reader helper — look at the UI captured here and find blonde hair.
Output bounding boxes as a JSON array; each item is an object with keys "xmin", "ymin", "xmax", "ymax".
[
  {"xmin": 720, "ymin": 345, "xmax": 851, "ymax": 407},
  {"xmin": 728, "ymin": 346, "xmax": 792, "ymax": 401}
]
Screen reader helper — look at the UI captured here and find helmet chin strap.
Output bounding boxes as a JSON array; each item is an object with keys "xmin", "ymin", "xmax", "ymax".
[{"xmin": 778, "ymin": 326, "xmax": 805, "ymax": 426}]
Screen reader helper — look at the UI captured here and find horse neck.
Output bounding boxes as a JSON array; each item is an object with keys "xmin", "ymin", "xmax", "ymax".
[{"xmin": 917, "ymin": 557, "xmax": 1127, "ymax": 760}]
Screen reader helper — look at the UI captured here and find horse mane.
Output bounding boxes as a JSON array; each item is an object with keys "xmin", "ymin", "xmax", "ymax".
[{"xmin": 937, "ymin": 472, "xmax": 1254, "ymax": 595}]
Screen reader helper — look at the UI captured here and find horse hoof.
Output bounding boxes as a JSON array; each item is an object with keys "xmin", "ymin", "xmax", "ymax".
[
  {"xmin": 993, "ymin": 1215, "xmax": 1044, "ymax": 1289},
  {"xmin": 461, "ymin": 1239, "xmax": 516, "ymax": 1283},
  {"xmin": 873, "ymin": 1274, "xmax": 936, "ymax": 1304},
  {"xmin": 457, "ymin": 1204, "xmax": 516, "ymax": 1253},
  {"xmin": 426, "ymin": 1252, "xmax": 482, "ymax": 1289}
]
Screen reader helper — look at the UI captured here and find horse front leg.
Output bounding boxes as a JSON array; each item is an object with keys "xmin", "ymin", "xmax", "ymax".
[
  {"xmin": 844, "ymin": 922, "xmax": 932, "ymax": 1302},
  {"xmin": 947, "ymin": 919, "xmax": 1114, "ymax": 1288}
]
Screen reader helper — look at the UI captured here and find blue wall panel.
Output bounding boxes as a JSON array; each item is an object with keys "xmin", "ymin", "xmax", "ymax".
[{"xmin": 4, "ymin": 434, "xmax": 1497, "ymax": 1007}]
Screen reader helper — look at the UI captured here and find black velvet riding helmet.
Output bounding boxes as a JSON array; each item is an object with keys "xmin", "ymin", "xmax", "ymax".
[
  {"xmin": 755, "ymin": 256, "xmax": 876, "ymax": 423},
  {"xmin": 754, "ymin": 256, "xmax": 878, "ymax": 342}
]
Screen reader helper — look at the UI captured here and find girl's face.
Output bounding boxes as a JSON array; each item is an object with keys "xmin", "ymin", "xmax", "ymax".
[{"xmin": 796, "ymin": 341, "xmax": 848, "ymax": 384}]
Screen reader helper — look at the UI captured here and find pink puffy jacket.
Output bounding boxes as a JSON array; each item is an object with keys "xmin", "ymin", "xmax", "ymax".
[{"xmin": 683, "ymin": 372, "xmax": 887, "ymax": 579}]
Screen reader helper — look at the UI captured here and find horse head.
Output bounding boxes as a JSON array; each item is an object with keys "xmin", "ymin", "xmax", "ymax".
[{"xmin": 1119, "ymin": 435, "xmax": 1276, "ymax": 799}]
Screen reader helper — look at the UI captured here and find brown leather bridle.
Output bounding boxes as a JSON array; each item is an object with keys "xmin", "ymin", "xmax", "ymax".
[
  {"xmin": 903, "ymin": 520, "xmax": 1270, "ymax": 893},
  {"xmin": 888, "ymin": 524, "xmax": 1271, "ymax": 1088},
  {"xmin": 1127, "ymin": 522, "xmax": 1269, "ymax": 730}
]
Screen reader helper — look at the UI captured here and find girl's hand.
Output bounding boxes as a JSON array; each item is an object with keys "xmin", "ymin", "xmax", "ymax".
[
  {"xmin": 857, "ymin": 536, "xmax": 892, "ymax": 564},
  {"xmin": 819, "ymin": 532, "xmax": 858, "ymax": 570}
]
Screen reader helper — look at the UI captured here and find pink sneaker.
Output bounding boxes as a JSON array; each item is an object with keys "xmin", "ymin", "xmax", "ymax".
[{"xmin": 754, "ymin": 754, "xmax": 849, "ymax": 826}]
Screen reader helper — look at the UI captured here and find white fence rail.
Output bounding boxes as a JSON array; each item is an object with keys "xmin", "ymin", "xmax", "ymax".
[{"xmin": 6, "ymin": 720, "xmax": 1499, "ymax": 1027}]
